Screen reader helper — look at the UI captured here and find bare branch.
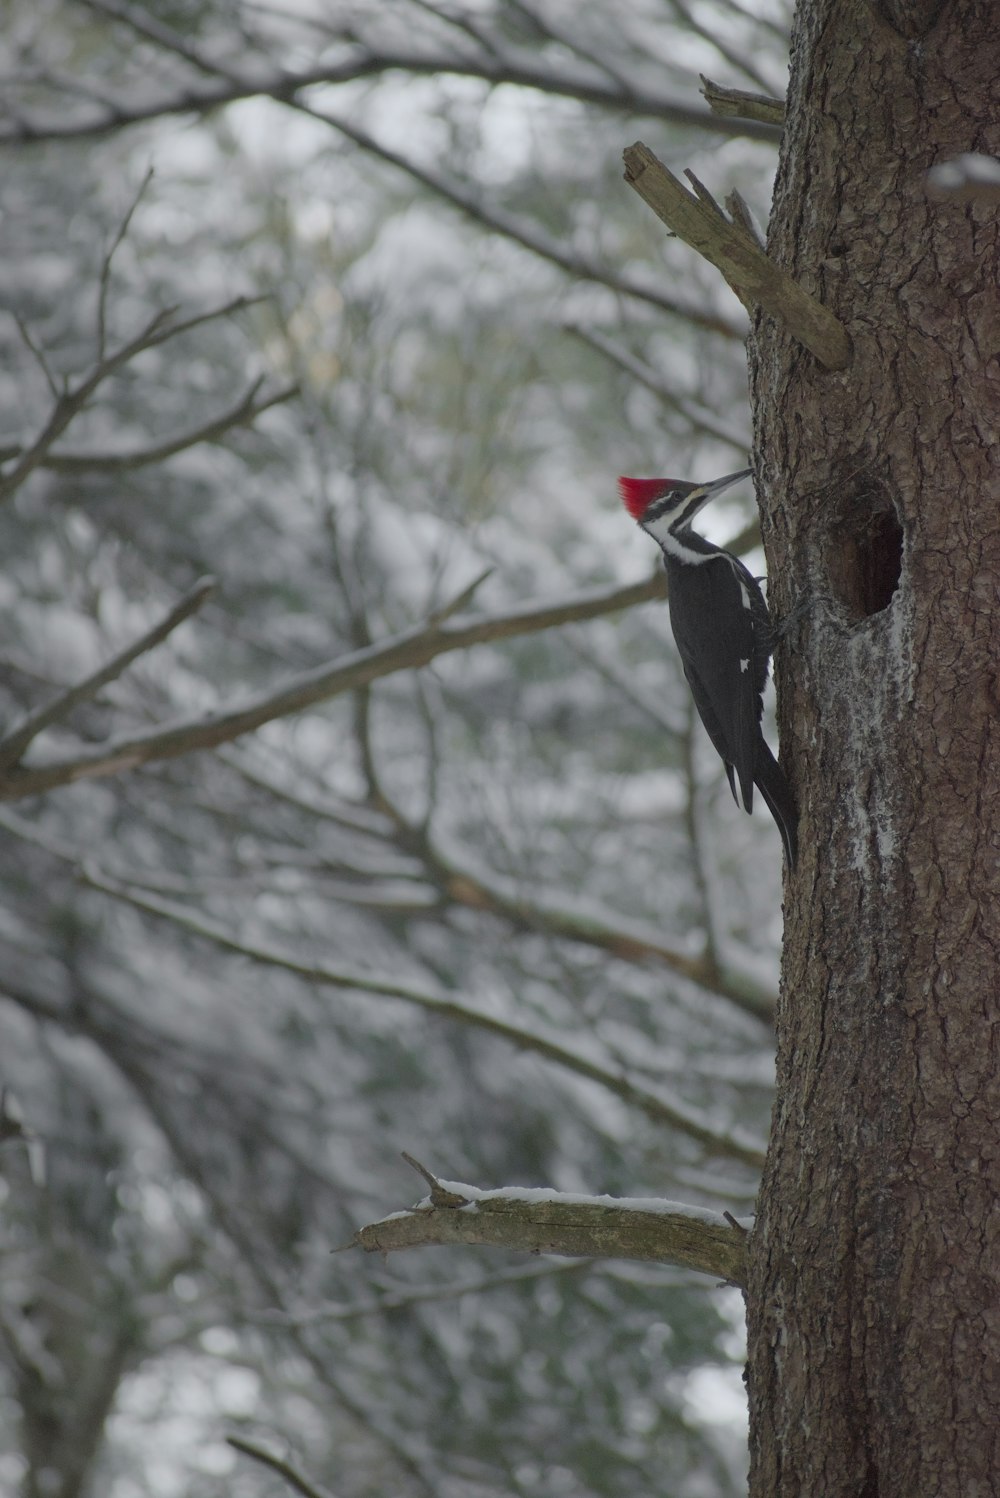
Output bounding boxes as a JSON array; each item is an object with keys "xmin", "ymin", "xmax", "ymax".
[
  {"xmin": 351, "ymin": 1177, "xmax": 750, "ymax": 1286},
  {"xmin": 233, "ymin": 742, "xmax": 775, "ymax": 1017},
  {"xmin": 564, "ymin": 323, "xmax": 750, "ymax": 452},
  {"xmin": 0, "ymin": 578, "xmax": 216, "ymax": 772},
  {"xmin": 1, "ymin": 35, "xmax": 783, "ymax": 147},
  {"xmin": 724, "ymin": 187, "xmax": 767, "ymax": 250},
  {"xmin": 668, "ymin": 1, "xmax": 775, "ymax": 95},
  {"xmin": 307, "ymin": 111, "xmax": 744, "ymax": 340},
  {"xmin": 623, "ymin": 141, "xmax": 851, "ymax": 370},
  {"xmin": 700, "ymin": 74, "xmax": 786, "ymax": 127},
  {"xmin": 503, "ymin": 0, "xmax": 632, "ymax": 90},
  {"xmin": 82, "ymin": 0, "xmax": 245, "ymax": 83},
  {"xmin": 401, "ymin": 1152, "xmax": 471, "ymax": 1205},
  {"xmin": 0, "ymin": 294, "xmax": 265, "ymax": 504},
  {"xmin": 226, "ymin": 1437, "xmax": 339, "ymax": 1498},
  {"xmin": 0, "ymin": 811, "xmax": 766, "ymax": 1165},
  {"xmin": 0, "ymin": 1090, "xmax": 45, "ymax": 1185},
  {"xmin": 0, "ymin": 380, "xmax": 299, "ymax": 474},
  {"xmin": 82, "ymin": 870, "xmax": 763, "ymax": 1165},
  {"xmin": 0, "ymin": 306, "xmax": 172, "ymax": 503},
  {"xmin": 377, "ymin": 812, "xmax": 777, "ymax": 1020},
  {"xmin": 0, "ymin": 572, "xmax": 668, "ymax": 801},
  {"xmin": 29, "ymin": 14, "xmax": 756, "ymax": 339},
  {"xmin": 407, "ymin": 0, "xmax": 505, "ymax": 58}
]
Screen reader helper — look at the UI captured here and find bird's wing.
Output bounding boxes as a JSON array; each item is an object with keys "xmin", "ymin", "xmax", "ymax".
[{"xmin": 669, "ymin": 554, "xmax": 761, "ymax": 811}]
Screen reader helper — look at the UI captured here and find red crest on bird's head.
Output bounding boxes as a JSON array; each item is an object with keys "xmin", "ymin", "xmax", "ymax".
[{"xmin": 618, "ymin": 476, "xmax": 689, "ymax": 521}]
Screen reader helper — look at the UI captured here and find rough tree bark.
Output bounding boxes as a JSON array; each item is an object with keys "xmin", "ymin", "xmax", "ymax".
[{"xmin": 747, "ymin": 3, "xmax": 1000, "ymax": 1495}]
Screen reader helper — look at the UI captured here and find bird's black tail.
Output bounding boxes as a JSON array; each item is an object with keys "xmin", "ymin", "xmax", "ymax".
[{"xmin": 755, "ymin": 740, "xmax": 798, "ymax": 870}]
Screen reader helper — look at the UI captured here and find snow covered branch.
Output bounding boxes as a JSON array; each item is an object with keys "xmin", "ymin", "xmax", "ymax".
[
  {"xmin": 622, "ymin": 141, "xmax": 852, "ymax": 371},
  {"xmin": 0, "ymin": 573, "xmax": 667, "ymax": 801},
  {"xmin": 350, "ymin": 1162, "xmax": 750, "ymax": 1287}
]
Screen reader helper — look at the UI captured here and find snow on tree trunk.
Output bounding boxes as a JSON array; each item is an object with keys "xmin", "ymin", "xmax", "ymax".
[{"xmin": 747, "ymin": 3, "xmax": 1000, "ymax": 1495}]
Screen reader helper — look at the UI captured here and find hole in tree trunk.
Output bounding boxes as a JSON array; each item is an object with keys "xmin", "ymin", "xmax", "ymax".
[{"xmin": 825, "ymin": 468, "xmax": 903, "ymax": 621}]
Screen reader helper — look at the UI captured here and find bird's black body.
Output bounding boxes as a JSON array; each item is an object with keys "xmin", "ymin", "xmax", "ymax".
[{"xmin": 619, "ymin": 469, "xmax": 798, "ymax": 868}]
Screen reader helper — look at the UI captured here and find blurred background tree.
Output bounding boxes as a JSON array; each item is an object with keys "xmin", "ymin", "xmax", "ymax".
[{"xmin": 0, "ymin": 3, "xmax": 790, "ymax": 1495}]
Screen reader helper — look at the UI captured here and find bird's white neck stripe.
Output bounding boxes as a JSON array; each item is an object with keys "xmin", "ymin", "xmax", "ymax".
[{"xmin": 645, "ymin": 514, "xmax": 715, "ymax": 564}]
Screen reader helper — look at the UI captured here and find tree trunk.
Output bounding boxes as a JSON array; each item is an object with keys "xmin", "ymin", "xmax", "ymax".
[{"xmin": 747, "ymin": 2, "xmax": 1000, "ymax": 1494}]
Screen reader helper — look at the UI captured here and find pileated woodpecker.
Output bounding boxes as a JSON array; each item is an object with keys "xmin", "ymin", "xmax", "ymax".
[{"xmin": 619, "ymin": 468, "xmax": 797, "ymax": 868}]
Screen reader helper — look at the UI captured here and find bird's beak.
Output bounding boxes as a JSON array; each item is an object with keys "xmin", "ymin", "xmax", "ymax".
[{"xmin": 703, "ymin": 467, "xmax": 753, "ymax": 498}]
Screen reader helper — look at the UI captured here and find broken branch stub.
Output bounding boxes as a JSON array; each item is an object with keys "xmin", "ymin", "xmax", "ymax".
[{"xmin": 623, "ymin": 141, "xmax": 851, "ymax": 371}]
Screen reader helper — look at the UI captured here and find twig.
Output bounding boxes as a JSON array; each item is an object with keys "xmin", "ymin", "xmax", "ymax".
[
  {"xmin": 408, "ymin": 0, "xmax": 505, "ymax": 59},
  {"xmin": 0, "ymin": 578, "xmax": 216, "ymax": 771},
  {"xmin": 77, "ymin": 5, "xmax": 743, "ymax": 335},
  {"xmin": 564, "ymin": 322, "xmax": 750, "ymax": 451},
  {"xmin": 0, "ymin": 1089, "xmax": 29, "ymax": 1145},
  {"xmin": 97, "ymin": 164, "xmax": 154, "ymax": 357},
  {"xmin": 82, "ymin": 0, "xmax": 245, "ymax": 83},
  {"xmin": 352, "ymin": 1179, "xmax": 750, "ymax": 1286},
  {"xmin": 669, "ymin": 2, "xmax": 775, "ymax": 95},
  {"xmin": 424, "ymin": 566, "xmax": 494, "ymax": 625},
  {"xmin": 224, "ymin": 743, "xmax": 776, "ymax": 1017},
  {"xmin": 504, "ymin": 0, "xmax": 632, "ymax": 90},
  {"xmin": 12, "ymin": 314, "xmax": 59, "ymax": 399},
  {"xmin": 700, "ymin": 75, "xmax": 786, "ymax": 127},
  {"xmin": 0, "ymin": 306, "xmax": 172, "ymax": 503},
  {"xmin": 623, "ymin": 141, "xmax": 851, "ymax": 370},
  {"xmin": 226, "ymin": 1436, "xmax": 338, "ymax": 1498},
  {"xmin": 0, "ymin": 1089, "xmax": 45, "ymax": 1184},
  {"xmin": 401, "ymin": 1152, "xmax": 470, "ymax": 1206}
]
